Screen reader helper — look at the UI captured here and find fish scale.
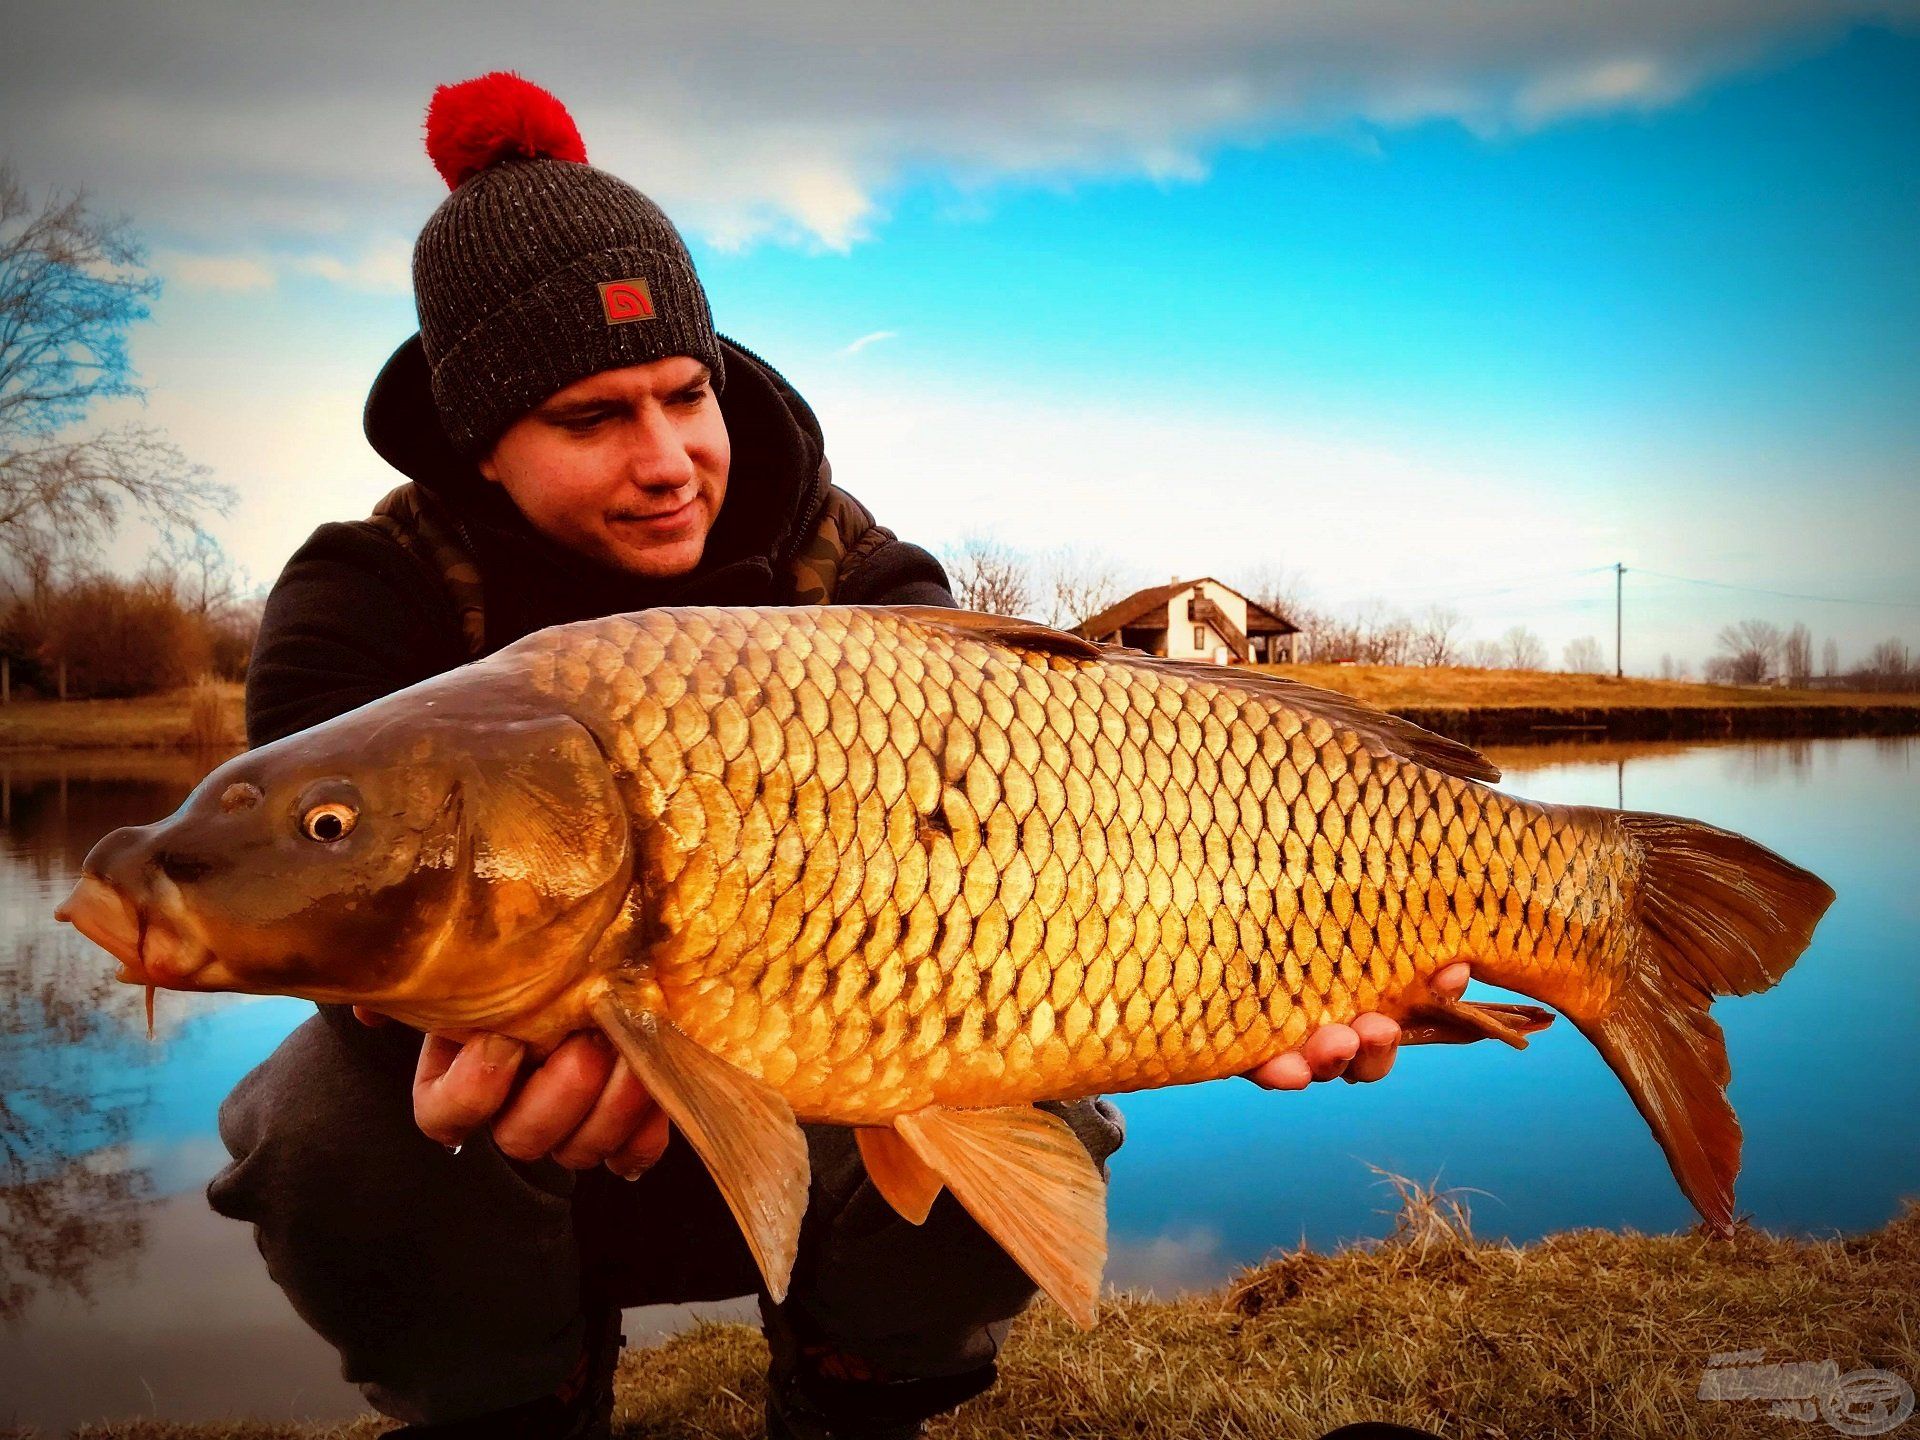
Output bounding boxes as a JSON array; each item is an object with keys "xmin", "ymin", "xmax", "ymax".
[{"xmin": 527, "ymin": 604, "xmax": 1620, "ymax": 1126}]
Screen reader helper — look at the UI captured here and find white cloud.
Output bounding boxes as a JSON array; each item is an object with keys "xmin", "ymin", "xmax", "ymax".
[
  {"xmin": 289, "ymin": 238, "xmax": 414, "ymax": 294},
  {"xmin": 153, "ymin": 241, "xmax": 414, "ymax": 296},
  {"xmin": 838, "ymin": 330, "xmax": 898, "ymax": 356},
  {"xmin": 153, "ymin": 250, "xmax": 277, "ymax": 292},
  {"xmin": 2, "ymin": 2, "xmax": 1908, "ymax": 254}
]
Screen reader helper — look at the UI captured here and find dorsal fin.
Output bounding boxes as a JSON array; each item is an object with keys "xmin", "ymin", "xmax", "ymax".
[
  {"xmin": 879, "ymin": 606, "xmax": 1499, "ymax": 786},
  {"xmin": 885, "ymin": 605, "xmax": 1105, "ymax": 662}
]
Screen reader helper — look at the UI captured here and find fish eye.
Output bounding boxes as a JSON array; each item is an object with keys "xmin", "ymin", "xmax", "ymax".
[{"xmin": 300, "ymin": 801, "xmax": 358, "ymax": 844}]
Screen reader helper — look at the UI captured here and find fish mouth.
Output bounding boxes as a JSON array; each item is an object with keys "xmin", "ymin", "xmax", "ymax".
[{"xmin": 55, "ymin": 873, "xmax": 212, "ymax": 990}]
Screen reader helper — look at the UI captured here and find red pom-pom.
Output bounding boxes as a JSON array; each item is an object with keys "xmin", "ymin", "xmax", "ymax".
[{"xmin": 424, "ymin": 72, "xmax": 587, "ymax": 189}]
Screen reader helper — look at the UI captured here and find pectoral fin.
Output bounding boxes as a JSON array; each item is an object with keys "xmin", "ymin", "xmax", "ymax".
[
  {"xmin": 892, "ymin": 1105, "xmax": 1107, "ymax": 1329},
  {"xmin": 856, "ymin": 1125, "xmax": 944, "ymax": 1224},
  {"xmin": 1400, "ymin": 997, "xmax": 1555, "ymax": 1049},
  {"xmin": 590, "ymin": 991, "xmax": 810, "ymax": 1303}
]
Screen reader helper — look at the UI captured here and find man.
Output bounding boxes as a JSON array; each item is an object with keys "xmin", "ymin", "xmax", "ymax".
[{"xmin": 208, "ymin": 73, "xmax": 1452, "ymax": 1440}]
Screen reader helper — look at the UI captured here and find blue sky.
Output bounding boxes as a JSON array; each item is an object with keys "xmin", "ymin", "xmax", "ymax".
[{"xmin": 5, "ymin": 5, "xmax": 1915, "ymax": 671}]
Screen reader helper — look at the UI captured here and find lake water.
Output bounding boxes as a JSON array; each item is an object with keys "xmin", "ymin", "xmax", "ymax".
[{"xmin": 2, "ymin": 736, "xmax": 1915, "ymax": 1431}]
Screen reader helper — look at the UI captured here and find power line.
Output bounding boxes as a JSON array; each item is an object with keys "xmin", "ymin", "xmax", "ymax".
[
  {"xmin": 1629, "ymin": 568, "xmax": 1920, "ymax": 612},
  {"xmin": 1347, "ymin": 564, "xmax": 1615, "ymax": 606}
]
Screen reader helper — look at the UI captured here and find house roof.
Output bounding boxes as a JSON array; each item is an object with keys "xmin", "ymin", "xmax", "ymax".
[{"xmin": 1073, "ymin": 576, "xmax": 1299, "ymax": 638}]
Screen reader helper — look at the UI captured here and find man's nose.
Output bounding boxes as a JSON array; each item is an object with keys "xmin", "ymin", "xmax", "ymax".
[{"xmin": 619, "ymin": 405, "xmax": 697, "ymax": 491}]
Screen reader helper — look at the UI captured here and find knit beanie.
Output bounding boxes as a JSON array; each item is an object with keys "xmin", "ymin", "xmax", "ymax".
[{"xmin": 412, "ymin": 72, "xmax": 726, "ymax": 459}]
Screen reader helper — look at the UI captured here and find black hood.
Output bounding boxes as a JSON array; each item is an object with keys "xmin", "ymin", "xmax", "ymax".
[{"xmin": 361, "ymin": 332, "xmax": 831, "ymax": 632}]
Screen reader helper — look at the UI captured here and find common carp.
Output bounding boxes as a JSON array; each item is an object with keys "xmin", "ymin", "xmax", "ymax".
[{"xmin": 56, "ymin": 605, "xmax": 1834, "ymax": 1326}]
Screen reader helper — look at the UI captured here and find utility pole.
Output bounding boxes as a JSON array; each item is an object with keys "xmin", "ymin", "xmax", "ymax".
[{"xmin": 1614, "ymin": 563, "xmax": 1625, "ymax": 679}]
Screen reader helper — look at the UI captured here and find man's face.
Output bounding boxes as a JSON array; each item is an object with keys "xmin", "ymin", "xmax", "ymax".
[{"xmin": 477, "ymin": 356, "xmax": 730, "ymax": 579}]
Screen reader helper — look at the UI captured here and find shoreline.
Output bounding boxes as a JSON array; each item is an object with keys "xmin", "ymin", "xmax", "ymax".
[
  {"xmin": 1394, "ymin": 700, "xmax": 1920, "ymax": 746},
  {"xmin": 58, "ymin": 1193, "xmax": 1920, "ymax": 1439},
  {"xmin": 7, "ymin": 672, "xmax": 1918, "ymax": 754}
]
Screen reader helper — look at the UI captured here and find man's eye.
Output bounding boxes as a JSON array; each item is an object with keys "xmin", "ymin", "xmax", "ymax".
[
  {"xmin": 559, "ymin": 414, "xmax": 611, "ymax": 432},
  {"xmin": 674, "ymin": 386, "xmax": 708, "ymax": 406}
]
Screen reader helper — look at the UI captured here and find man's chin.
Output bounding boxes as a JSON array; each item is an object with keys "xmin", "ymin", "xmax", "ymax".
[{"xmin": 598, "ymin": 530, "xmax": 708, "ymax": 581}]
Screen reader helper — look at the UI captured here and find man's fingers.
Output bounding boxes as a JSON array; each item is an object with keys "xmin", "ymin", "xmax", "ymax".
[
  {"xmin": 1242, "ymin": 1050, "xmax": 1313, "ymax": 1091},
  {"xmin": 490, "ymin": 1033, "xmax": 616, "ymax": 1163},
  {"xmin": 1434, "ymin": 960, "xmax": 1471, "ymax": 1002},
  {"xmin": 1242, "ymin": 1021, "xmax": 1363, "ymax": 1090},
  {"xmin": 1300, "ymin": 1022, "xmax": 1360, "ymax": 1081},
  {"xmin": 351, "ymin": 1005, "xmax": 391, "ymax": 1028},
  {"xmin": 1343, "ymin": 1012, "xmax": 1401, "ymax": 1083},
  {"xmin": 414, "ymin": 1033, "xmax": 525, "ymax": 1146},
  {"xmin": 550, "ymin": 1057, "xmax": 660, "ymax": 1171},
  {"xmin": 603, "ymin": 1106, "xmax": 672, "ymax": 1181}
]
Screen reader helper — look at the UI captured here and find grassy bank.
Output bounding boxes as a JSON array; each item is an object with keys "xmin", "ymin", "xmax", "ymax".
[
  {"xmin": 1262, "ymin": 663, "xmax": 1919, "ymax": 710},
  {"xmin": 7, "ymin": 670, "xmax": 1919, "ymax": 755},
  {"xmin": 0, "ymin": 681, "xmax": 243, "ymax": 752},
  {"xmin": 57, "ymin": 1186, "xmax": 1919, "ymax": 1440},
  {"xmin": 1260, "ymin": 665, "xmax": 1920, "ymax": 745}
]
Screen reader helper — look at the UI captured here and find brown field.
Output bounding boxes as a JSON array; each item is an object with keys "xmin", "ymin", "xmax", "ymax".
[
  {"xmin": 0, "ymin": 682, "xmax": 244, "ymax": 752},
  {"xmin": 3, "ymin": 671, "xmax": 1913, "ymax": 756},
  {"xmin": 1259, "ymin": 663, "xmax": 1920, "ymax": 711},
  {"xmin": 54, "ymin": 1185, "xmax": 1920, "ymax": 1440}
]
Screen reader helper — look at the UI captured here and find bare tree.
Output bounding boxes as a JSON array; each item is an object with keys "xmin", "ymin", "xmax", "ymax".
[
  {"xmin": 0, "ymin": 167, "xmax": 230, "ymax": 577},
  {"xmin": 942, "ymin": 536, "xmax": 1035, "ymax": 616},
  {"xmin": 1497, "ymin": 625, "xmax": 1547, "ymax": 671},
  {"xmin": 1237, "ymin": 564, "xmax": 1322, "ymax": 661},
  {"xmin": 156, "ymin": 528, "xmax": 244, "ymax": 621},
  {"xmin": 1563, "ymin": 635, "xmax": 1606, "ymax": 674},
  {"xmin": 1821, "ymin": 636, "xmax": 1840, "ymax": 678},
  {"xmin": 1714, "ymin": 618, "xmax": 1784, "ymax": 685},
  {"xmin": 1410, "ymin": 605, "xmax": 1465, "ymax": 667},
  {"xmin": 1867, "ymin": 638, "xmax": 1910, "ymax": 679},
  {"xmin": 1038, "ymin": 547, "xmax": 1124, "ymax": 632},
  {"xmin": 1782, "ymin": 622, "xmax": 1812, "ymax": 687},
  {"xmin": 1341, "ymin": 600, "xmax": 1412, "ymax": 665}
]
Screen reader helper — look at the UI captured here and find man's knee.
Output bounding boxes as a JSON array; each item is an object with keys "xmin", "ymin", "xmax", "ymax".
[{"xmin": 207, "ymin": 1008, "xmax": 420, "ymax": 1219}]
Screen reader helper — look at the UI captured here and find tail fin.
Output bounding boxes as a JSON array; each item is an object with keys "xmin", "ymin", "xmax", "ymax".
[{"xmin": 1575, "ymin": 812, "xmax": 1834, "ymax": 1236}]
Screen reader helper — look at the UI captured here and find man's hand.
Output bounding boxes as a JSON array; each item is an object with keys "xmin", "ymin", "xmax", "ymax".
[
  {"xmin": 1239, "ymin": 960, "xmax": 1470, "ymax": 1090},
  {"xmin": 354, "ymin": 1010, "xmax": 670, "ymax": 1179}
]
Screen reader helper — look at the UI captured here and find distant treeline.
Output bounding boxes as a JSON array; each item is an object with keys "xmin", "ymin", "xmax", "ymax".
[{"xmin": 1, "ymin": 560, "xmax": 261, "ymax": 700}]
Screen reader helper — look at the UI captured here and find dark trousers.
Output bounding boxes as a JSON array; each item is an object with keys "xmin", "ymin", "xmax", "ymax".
[{"xmin": 206, "ymin": 1007, "xmax": 1126, "ymax": 1426}]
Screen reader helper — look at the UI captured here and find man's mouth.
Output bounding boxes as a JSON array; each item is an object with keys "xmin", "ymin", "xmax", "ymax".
[{"xmin": 609, "ymin": 488, "xmax": 699, "ymax": 532}]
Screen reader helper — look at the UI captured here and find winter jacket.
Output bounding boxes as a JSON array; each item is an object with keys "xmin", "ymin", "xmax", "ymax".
[{"xmin": 246, "ymin": 333, "xmax": 954, "ymax": 748}]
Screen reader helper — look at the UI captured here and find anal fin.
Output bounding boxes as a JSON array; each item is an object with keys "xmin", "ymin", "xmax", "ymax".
[
  {"xmin": 1400, "ymin": 996, "xmax": 1555, "ymax": 1049},
  {"xmin": 893, "ymin": 1105, "xmax": 1107, "ymax": 1329},
  {"xmin": 590, "ymin": 991, "xmax": 810, "ymax": 1303},
  {"xmin": 856, "ymin": 1126, "xmax": 944, "ymax": 1224}
]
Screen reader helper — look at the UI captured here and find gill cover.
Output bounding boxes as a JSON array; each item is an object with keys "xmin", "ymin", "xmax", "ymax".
[{"xmin": 406, "ymin": 710, "xmax": 635, "ymax": 1026}]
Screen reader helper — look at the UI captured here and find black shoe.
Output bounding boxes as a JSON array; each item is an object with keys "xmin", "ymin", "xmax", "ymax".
[
  {"xmin": 386, "ymin": 1303, "xmax": 623, "ymax": 1439},
  {"xmin": 765, "ymin": 1355, "xmax": 1001, "ymax": 1440}
]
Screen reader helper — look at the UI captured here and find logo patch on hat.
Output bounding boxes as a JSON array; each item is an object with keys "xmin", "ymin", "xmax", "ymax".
[{"xmin": 598, "ymin": 278, "xmax": 656, "ymax": 324}]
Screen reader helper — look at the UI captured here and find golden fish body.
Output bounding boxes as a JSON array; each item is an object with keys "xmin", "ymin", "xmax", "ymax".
[
  {"xmin": 59, "ymin": 602, "xmax": 1833, "ymax": 1326},
  {"xmin": 544, "ymin": 604, "xmax": 1614, "ymax": 1125}
]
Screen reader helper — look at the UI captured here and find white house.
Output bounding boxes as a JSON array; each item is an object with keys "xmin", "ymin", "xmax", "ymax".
[{"xmin": 1073, "ymin": 576, "xmax": 1300, "ymax": 664}]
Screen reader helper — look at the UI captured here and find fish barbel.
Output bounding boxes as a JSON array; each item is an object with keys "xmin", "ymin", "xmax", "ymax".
[{"xmin": 56, "ymin": 605, "xmax": 1834, "ymax": 1325}]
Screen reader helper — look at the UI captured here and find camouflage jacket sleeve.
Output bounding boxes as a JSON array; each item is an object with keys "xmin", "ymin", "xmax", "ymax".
[
  {"xmin": 244, "ymin": 521, "xmax": 467, "ymax": 748},
  {"xmin": 791, "ymin": 483, "xmax": 957, "ymax": 609}
]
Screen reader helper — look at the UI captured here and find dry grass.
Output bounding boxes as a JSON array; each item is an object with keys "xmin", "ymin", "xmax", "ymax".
[
  {"xmin": 57, "ymin": 1181, "xmax": 1919, "ymax": 1440},
  {"xmin": 0, "ymin": 682, "xmax": 244, "ymax": 752},
  {"xmin": 1260, "ymin": 663, "xmax": 1920, "ymax": 712}
]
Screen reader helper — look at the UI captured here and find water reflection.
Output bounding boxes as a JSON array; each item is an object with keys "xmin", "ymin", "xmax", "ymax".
[{"xmin": 0, "ymin": 753, "xmax": 225, "ymax": 1322}]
